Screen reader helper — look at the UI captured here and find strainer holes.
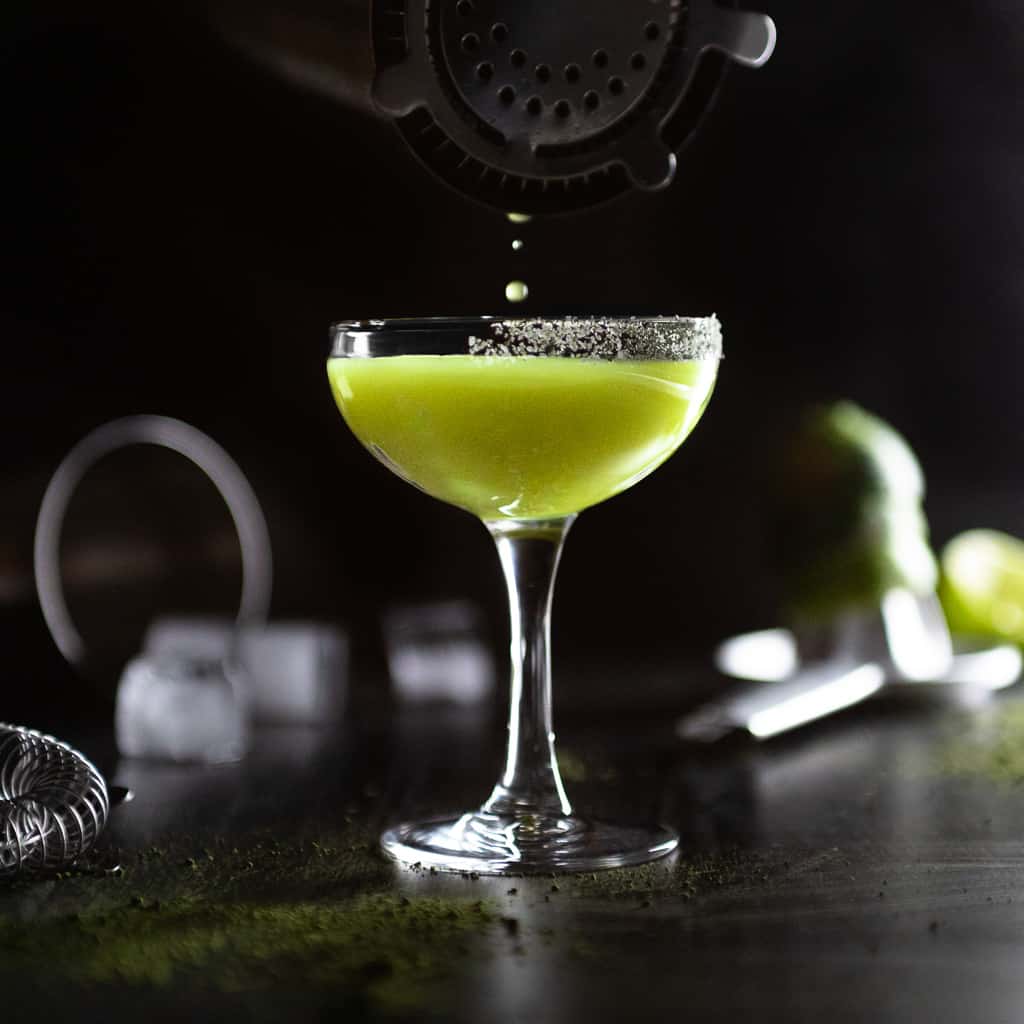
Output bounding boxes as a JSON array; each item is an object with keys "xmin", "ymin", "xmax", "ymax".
[
  {"xmin": 526, "ymin": 96, "xmax": 543, "ymax": 116},
  {"xmin": 631, "ymin": 52, "xmax": 646, "ymax": 71},
  {"xmin": 491, "ymin": 22, "xmax": 509, "ymax": 43},
  {"xmin": 608, "ymin": 76, "xmax": 625, "ymax": 95},
  {"xmin": 583, "ymin": 90, "xmax": 599, "ymax": 110},
  {"xmin": 645, "ymin": 22, "xmax": 660, "ymax": 41},
  {"xmin": 554, "ymin": 99, "xmax": 571, "ymax": 118},
  {"xmin": 476, "ymin": 62, "xmax": 494, "ymax": 82},
  {"xmin": 564, "ymin": 63, "xmax": 581, "ymax": 83},
  {"xmin": 535, "ymin": 64, "xmax": 551, "ymax": 83},
  {"xmin": 461, "ymin": 33, "xmax": 480, "ymax": 53},
  {"xmin": 456, "ymin": 0, "xmax": 474, "ymax": 16},
  {"xmin": 510, "ymin": 49, "xmax": 527, "ymax": 68},
  {"xmin": 592, "ymin": 49, "xmax": 609, "ymax": 69},
  {"xmin": 498, "ymin": 85, "xmax": 516, "ymax": 104}
]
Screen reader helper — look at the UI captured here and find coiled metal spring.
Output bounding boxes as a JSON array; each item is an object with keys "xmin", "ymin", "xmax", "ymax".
[{"xmin": 0, "ymin": 724, "xmax": 109, "ymax": 880}]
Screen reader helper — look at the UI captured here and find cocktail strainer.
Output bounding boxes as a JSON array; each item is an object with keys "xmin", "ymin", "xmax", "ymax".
[{"xmin": 373, "ymin": 0, "xmax": 776, "ymax": 211}]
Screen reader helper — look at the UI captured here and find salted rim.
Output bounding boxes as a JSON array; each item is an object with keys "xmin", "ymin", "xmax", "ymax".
[
  {"xmin": 479, "ymin": 315, "xmax": 721, "ymax": 360},
  {"xmin": 330, "ymin": 315, "xmax": 722, "ymax": 361}
]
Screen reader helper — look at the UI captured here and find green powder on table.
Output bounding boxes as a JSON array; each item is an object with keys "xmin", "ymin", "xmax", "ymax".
[
  {"xmin": 0, "ymin": 828, "xmax": 499, "ymax": 1011},
  {"xmin": 0, "ymin": 893, "xmax": 496, "ymax": 1010},
  {"xmin": 568, "ymin": 849, "xmax": 771, "ymax": 902},
  {"xmin": 933, "ymin": 704, "xmax": 1024, "ymax": 784}
]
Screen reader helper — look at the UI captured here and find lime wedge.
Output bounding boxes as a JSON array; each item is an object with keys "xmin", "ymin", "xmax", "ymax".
[{"xmin": 940, "ymin": 529, "xmax": 1024, "ymax": 643}]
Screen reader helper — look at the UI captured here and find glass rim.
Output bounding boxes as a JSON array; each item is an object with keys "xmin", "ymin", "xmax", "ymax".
[{"xmin": 329, "ymin": 315, "xmax": 722, "ymax": 361}]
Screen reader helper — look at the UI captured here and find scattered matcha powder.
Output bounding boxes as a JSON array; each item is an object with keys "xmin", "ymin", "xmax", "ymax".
[
  {"xmin": 567, "ymin": 849, "xmax": 769, "ymax": 902},
  {"xmin": 0, "ymin": 893, "xmax": 495, "ymax": 1010},
  {"xmin": 0, "ymin": 817, "xmax": 776, "ymax": 1011},
  {"xmin": 0, "ymin": 829, "xmax": 497, "ymax": 1011},
  {"xmin": 933, "ymin": 704, "xmax": 1024, "ymax": 784}
]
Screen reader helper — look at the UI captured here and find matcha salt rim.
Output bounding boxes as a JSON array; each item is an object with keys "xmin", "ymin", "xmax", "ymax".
[{"xmin": 474, "ymin": 315, "xmax": 723, "ymax": 361}]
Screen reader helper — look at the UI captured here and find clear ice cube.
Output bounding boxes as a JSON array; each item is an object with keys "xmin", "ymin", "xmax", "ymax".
[
  {"xmin": 384, "ymin": 600, "xmax": 495, "ymax": 705},
  {"xmin": 143, "ymin": 617, "xmax": 348, "ymax": 725},
  {"xmin": 115, "ymin": 654, "xmax": 249, "ymax": 763}
]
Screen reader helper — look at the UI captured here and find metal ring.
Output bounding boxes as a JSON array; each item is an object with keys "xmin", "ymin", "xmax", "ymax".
[{"xmin": 33, "ymin": 416, "xmax": 273, "ymax": 666}]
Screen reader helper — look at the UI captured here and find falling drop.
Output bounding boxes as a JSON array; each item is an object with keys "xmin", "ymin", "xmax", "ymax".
[
  {"xmin": 505, "ymin": 280, "xmax": 529, "ymax": 303},
  {"xmin": 511, "ymin": 239, "xmax": 524, "ymax": 252},
  {"xmin": 506, "ymin": 212, "xmax": 532, "ymax": 224}
]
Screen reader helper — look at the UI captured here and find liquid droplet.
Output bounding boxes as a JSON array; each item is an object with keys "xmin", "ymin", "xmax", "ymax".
[
  {"xmin": 506, "ymin": 212, "xmax": 532, "ymax": 224},
  {"xmin": 505, "ymin": 280, "xmax": 529, "ymax": 303},
  {"xmin": 511, "ymin": 239, "xmax": 524, "ymax": 252}
]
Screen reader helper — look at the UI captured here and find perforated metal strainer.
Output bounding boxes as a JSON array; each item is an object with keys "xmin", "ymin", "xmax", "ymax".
[{"xmin": 372, "ymin": 0, "xmax": 775, "ymax": 211}]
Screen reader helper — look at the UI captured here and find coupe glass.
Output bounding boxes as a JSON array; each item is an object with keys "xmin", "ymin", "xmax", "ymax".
[{"xmin": 328, "ymin": 316, "xmax": 721, "ymax": 874}]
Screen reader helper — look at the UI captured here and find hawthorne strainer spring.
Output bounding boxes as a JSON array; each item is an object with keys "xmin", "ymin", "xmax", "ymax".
[{"xmin": 0, "ymin": 723, "xmax": 110, "ymax": 880}]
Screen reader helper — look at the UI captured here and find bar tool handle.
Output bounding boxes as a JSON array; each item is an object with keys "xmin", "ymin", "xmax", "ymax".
[{"xmin": 676, "ymin": 662, "xmax": 886, "ymax": 743}]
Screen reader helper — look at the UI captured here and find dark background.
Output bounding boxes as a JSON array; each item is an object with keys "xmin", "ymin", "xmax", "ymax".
[{"xmin": 2, "ymin": 1, "xmax": 1022, "ymax": 719}]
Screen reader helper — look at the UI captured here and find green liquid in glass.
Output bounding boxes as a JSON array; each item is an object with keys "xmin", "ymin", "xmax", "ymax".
[{"xmin": 328, "ymin": 355, "xmax": 718, "ymax": 521}]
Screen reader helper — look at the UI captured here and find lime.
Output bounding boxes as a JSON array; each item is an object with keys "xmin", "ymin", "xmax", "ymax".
[
  {"xmin": 773, "ymin": 401, "xmax": 937, "ymax": 619},
  {"xmin": 785, "ymin": 511, "xmax": 938, "ymax": 622},
  {"xmin": 776, "ymin": 402, "xmax": 925, "ymax": 542},
  {"xmin": 939, "ymin": 529, "xmax": 1024, "ymax": 643}
]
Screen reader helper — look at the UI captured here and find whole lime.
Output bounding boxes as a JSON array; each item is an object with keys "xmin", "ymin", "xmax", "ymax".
[{"xmin": 772, "ymin": 401, "xmax": 938, "ymax": 620}]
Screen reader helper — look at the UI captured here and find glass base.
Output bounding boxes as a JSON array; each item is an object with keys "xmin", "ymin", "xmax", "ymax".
[{"xmin": 381, "ymin": 811, "xmax": 678, "ymax": 875}]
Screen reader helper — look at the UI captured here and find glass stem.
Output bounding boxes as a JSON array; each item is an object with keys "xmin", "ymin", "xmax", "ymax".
[{"xmin": 483, "ymin": 515, "xmax": 575, "ymax": 820}]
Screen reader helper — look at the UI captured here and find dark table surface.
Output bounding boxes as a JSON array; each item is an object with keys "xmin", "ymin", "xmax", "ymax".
[{"xmin": 4, "ymin": 664, "xmax": 1024, "ymax": 1023}]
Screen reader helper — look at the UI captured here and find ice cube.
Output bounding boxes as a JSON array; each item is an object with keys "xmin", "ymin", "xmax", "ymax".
[
  {"xmin": 237, "ymin": 622, "xmax": 348, "ymax": 724},
  {"xmin": 143, "ymin": 617, "xmax": 349, "ymax": 725},
  {"xmin": 144, "ymin": 617, "xmax": 235, "ymax": 662},
  {"xmin": 384, "ymin": 600, "xmax": 496, "ymax": 705},
  {"xmin": 115, "ymin": 654, "xmax": 249, "ymax": 763}
]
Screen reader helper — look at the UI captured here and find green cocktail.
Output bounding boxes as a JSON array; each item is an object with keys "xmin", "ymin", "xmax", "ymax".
[
  {"xmin": 327, "ymin": 316, "xmax": 722, "ymax": 875},
  {"xmin": 328, "ymin": 355, "xmax": 717, "ymax": 520}
]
